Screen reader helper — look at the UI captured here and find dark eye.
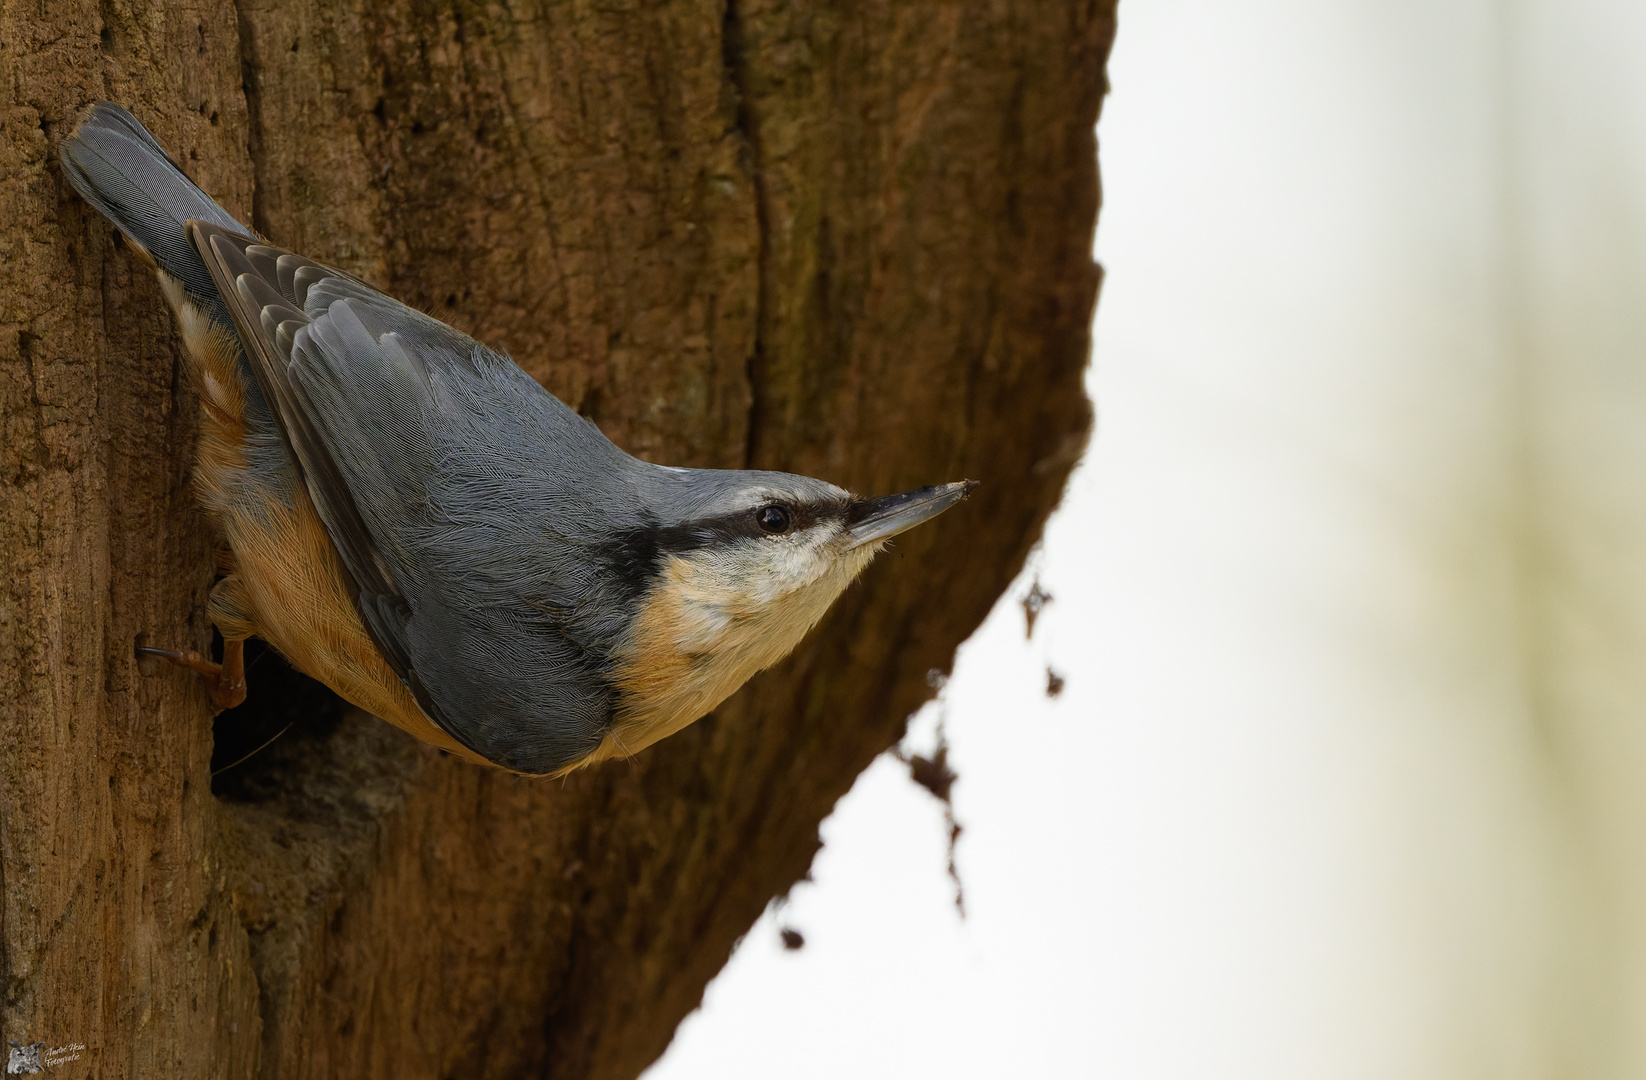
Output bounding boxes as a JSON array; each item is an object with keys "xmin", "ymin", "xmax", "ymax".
[{"xmin": 755, "ymin": 504, "xmax": 793, "ymax": 534}]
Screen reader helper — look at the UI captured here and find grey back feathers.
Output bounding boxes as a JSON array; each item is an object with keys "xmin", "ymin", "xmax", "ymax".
[{"xmin": 60, "ymin": 103, "xmax": 854, "ymax": 775}]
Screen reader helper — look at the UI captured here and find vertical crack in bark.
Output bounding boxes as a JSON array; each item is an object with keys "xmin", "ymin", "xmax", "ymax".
[
  {"xmin": 231, "ymin": 0, "xmax": 267, "ymax": 237},
  {"xmin": 96, "ymin": 0, "xmax": 117, "ymax": 55},
  {"xmin": 19, "ymin": 333, "xmax": 52, "ymax": 475},
  {"xmin": 721, "ymin": 0, "xmax": 769, "ymax": 469}
]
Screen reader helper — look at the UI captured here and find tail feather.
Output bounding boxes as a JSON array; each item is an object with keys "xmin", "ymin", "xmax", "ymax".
[{"xmin": 59, "ymin": 103, "xmax": 248, "ymax": 308}]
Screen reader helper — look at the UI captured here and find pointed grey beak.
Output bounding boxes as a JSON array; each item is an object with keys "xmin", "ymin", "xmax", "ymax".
[{"xmin": 845, "ymin": 480, "xmax": 978, "ymax": 550}]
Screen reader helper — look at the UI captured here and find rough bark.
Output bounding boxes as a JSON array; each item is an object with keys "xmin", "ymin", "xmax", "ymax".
[{"xmin": 0, "ymin": 0, "xmax": 1113, "ymax": 1076}]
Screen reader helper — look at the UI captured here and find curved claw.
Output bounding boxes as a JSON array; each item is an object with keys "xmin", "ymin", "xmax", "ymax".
[{"xmin": 136, "ymin": 638, "xmax": 248, "ymax": 711}]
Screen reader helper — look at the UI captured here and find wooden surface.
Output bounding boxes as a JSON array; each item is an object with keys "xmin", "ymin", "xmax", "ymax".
[{"xmin": 0, "ymin": 0, "xmax": 1114, "ymax": 1075}]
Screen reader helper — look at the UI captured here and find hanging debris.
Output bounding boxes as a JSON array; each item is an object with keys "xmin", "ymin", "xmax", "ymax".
[
  {"xmin": 1046, "ymin": 668, "xmax": 1066, "ymax": 698},
  {"xmin": 896, "ymin": 711, "xmax": 967, "ymax": 918},
  {"xmin": 1022, "ymin": 579, "xmax": 1053, "ymax": 638}
]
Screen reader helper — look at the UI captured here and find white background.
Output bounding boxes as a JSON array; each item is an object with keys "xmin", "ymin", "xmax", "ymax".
[{"xmin": 648, "ymin": 0, "xmax": 1646, "ymax": 1076}]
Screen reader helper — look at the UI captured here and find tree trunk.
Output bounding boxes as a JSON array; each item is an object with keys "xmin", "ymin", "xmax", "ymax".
[{"xmin": 0, "ymin": 0, "xmax": 1113, "ymax": 1076}]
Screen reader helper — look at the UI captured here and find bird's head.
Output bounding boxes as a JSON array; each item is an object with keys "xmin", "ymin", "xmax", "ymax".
[{"xmin": 595, "ymin": 471, "xmax": 975, "ymax": 760}]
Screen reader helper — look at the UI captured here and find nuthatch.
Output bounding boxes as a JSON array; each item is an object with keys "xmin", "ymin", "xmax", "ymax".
[{"xmin": 61, "ymin": 103, "xmax": 973, "ymax": 776}]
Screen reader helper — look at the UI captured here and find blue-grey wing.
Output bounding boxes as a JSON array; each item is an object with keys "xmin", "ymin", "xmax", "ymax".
[{"xmin": 190, "ymin": 223, "xmax": 627, "ymax": 772}]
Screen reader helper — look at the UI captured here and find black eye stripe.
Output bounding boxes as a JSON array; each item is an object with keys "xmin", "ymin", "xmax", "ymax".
[
  {"xmin": 619, "ymin": 498, "xmax": 847, "ymax": 558},
  {"xmin": 599, "ymin": 497, "xmax": 850, "ymax": 611}
]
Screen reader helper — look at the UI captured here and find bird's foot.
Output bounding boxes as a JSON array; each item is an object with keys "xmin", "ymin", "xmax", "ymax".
[{"xmin": 137, "ymin": 637, "xmax": 247, "ymax": 710}]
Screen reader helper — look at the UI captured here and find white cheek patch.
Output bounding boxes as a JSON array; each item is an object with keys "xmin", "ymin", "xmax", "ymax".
[
  {"xmin": 769, "ymin": 534, "xmax": 831, "ymax": 590},
  {"xmin": 740, "ymin": 527, "xmax": 843, "ymax": 604},
  {"xmin": 658, "ymin": 526, "xmax": 847, "ymax": 650}
]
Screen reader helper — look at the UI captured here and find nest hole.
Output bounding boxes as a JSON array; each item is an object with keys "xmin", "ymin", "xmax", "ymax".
[{"xmin": 210, "ymin": 634, "xmax": 351, "ymax": 801}]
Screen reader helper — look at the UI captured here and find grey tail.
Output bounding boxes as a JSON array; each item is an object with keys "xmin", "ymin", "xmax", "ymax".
[{"xmin": 59, "ymin": 102, "xmax": 250, "ymax": 312}]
